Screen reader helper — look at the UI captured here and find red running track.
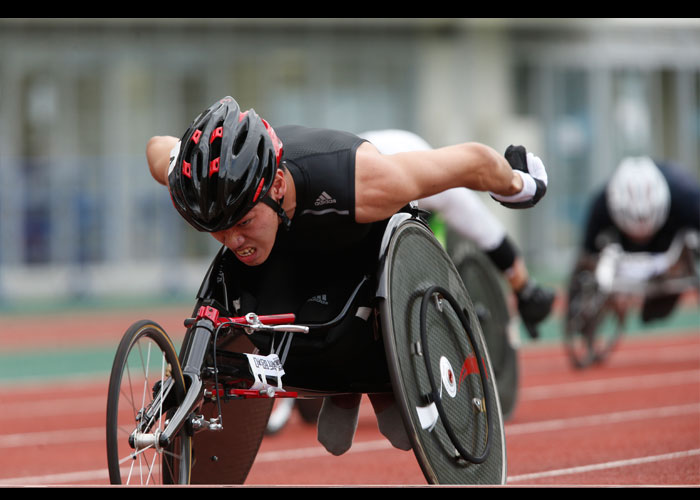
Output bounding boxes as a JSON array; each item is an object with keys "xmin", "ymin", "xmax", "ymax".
[{"xmin": 0, "ymin": 306, "xmax": 697, "ymax": 486}]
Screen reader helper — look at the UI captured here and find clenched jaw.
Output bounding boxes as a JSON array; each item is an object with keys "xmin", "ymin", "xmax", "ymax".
[{"xmin": 236, "ymin": 247, "xmax": 255, "ymax": 258}]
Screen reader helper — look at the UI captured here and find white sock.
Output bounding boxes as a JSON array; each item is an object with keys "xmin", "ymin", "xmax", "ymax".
[
  {"xmin": 317, "ymin": 397, "xmax": 360, "ymax": 456},
  {"xmin": 375, "ymin": 403, "xmax": 412, "ymax": 451}
]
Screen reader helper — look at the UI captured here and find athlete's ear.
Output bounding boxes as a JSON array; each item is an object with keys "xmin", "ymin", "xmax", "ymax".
[{"xmin": 270, "ymin": 168, "xmax": 287, "ymax": 201}]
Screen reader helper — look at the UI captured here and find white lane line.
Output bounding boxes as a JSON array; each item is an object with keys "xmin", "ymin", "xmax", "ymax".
[
  {"xmin": 2, "ymin": 403, "xmax": 698, "ymax": 485},
  {"xmin": 2, "ymin": 403, "xmax": 698, "ymax": 450},
  {"xmin": 506, "ymin": 403, "xmax": 700, "ymax": 436},
  {"xmin": 0, "ymin": 440, "xmax": 395, "ymax": 485},
  {"xmin": 0, "ymin": 468, "xmax": 110, "ymax": 486},
  {"xmin": 255, "ymin": 438, "xmax": 392, "ymax": 462},
  {"xmin": 5, "ymin": 368, "xmax": 697, "ymax": 421},
  {"xmin": 518, "ymin": 342, "xmax": 700, "ymax": 375},
  {"xmin": 507, "ymin": 449, "xmax": 700, "ymax": 483},
  {"xmin": 0, "ymin": 427, "xmax": 105, "ymax": 448},
  {"xmin": 3, "ymin": 446, "xmax": 699, "ymax": 486},
  {"xmin": 520, "ymin": 369, "xmax": 700, "ymax": 401}
]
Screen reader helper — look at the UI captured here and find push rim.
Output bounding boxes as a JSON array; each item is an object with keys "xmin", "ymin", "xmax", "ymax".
[{"xmin": 419, "ymin": 285, "xmax": 494, "ymax": 464}]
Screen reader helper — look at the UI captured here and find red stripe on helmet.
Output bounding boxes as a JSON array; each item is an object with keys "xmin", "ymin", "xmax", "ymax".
[
  {"xmin": 182, "ymin": 161, "xmax": 192, "ymax": 178},
  {"xmin": 252, "ymin": 178, "xmax": 265, "ymax": 202},
  {"xmin": 261, "ymin": 118, "xmax": 283, "ymax": 165},
  {"xmin": 238, "ymin": 110, "xmax": 249, "ymax": 122}
]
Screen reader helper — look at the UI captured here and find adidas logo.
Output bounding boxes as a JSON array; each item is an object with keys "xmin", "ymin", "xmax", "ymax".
[
  {"xmin": 308, "ymin": 294, "xmax": 328, "ymax": 305},
  {"xmin": 314, "ymin": 191, "xmax": 336, "ymax": 207}
]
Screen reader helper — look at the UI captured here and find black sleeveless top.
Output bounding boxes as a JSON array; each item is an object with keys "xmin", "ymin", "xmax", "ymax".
[
  {"xmin": 276, "ymin": 124, "xmax": 371, "ymax": 251},
  {"xmin": 197, "ymin": 125, "xmax": 388, "ymax": 323}
]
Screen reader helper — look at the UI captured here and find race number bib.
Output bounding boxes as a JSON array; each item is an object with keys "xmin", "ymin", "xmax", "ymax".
[{"xmin": 245, "ymin": 352, "xmax": 285, "ymax": 393}]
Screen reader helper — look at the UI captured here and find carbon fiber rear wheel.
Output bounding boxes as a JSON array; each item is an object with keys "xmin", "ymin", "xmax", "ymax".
[{"xmin": 378, "ymin": 217, "xmax": 506, "ymax": 484}]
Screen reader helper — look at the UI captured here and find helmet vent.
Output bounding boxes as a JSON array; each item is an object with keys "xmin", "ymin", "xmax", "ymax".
[
  {"xmin": 233, "ymin": 121, "xmax": 249, "ymax": 156},
  {"xmin": 257, "ymin": 137, "xmax": 267, "ymax": 162}
]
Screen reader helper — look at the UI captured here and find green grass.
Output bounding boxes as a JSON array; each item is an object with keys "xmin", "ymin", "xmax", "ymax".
[
  {"xmin": 522, "ymin": 304, "xmax": 699, "ymax": 345},
  {"xmin": 0, "ymin": 294, "xmax": 696, "ymax": 385}
]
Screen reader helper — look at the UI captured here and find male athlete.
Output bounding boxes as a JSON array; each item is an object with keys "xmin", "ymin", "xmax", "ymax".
[
  {"xmin": 147, "ymin": 96, "xmax": 549, "ymax": 456},
  {"xmin": 569, "ymin": 156, "xmax": 699, "ymax": 324}
]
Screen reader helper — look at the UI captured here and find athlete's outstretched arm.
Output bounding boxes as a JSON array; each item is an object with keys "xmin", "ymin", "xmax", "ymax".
[{"xmin": 354, "ymin": 141, "xmax": 545, "ymax": 224}]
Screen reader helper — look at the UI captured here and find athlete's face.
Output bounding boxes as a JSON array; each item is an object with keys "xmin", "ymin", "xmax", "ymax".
[
  {"xmin": 210, "ymin": 169, "xmax": 288, "ymax": 266},
  {"xmin": 211, "ymin": 202, "xmax": 279, "ymax": 266}
]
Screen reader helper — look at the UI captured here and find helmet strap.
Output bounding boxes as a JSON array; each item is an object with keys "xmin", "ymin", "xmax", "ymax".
[{"xmin": 261, "ymin": 195, "xmax": 292, "ymax": 231}]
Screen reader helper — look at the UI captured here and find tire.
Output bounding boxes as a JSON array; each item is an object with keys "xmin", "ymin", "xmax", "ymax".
[
  {"xmin": 378, "ymin": 217, "xmax": 507, "ymax": 485},
  {"xmin": 106, "ymin": 320, "xmax": 191, "ymax": 484},
  {"xmin": 565, "ymin": 304, "xmax": 624, "ymax": 369},
  {"xmin": 451, "ymin": 245, "xmax": 518, "ymax": 420},
  {"xmin": 564, "ymin": 270, "xmax": 624, "ymax": 369}
]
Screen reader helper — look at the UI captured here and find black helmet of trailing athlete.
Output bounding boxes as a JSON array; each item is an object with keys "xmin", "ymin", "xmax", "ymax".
[{"xmin": 168, "ymin": 96, "xmax": 283, "ymax": 232}]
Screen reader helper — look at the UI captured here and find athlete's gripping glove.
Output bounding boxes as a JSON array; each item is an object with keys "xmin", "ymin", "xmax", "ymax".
[
  {"xmin": 490, "ymin": 145, "xmax": 548, "ymax": 209},
  {"xmin": 516, "ymin": 280, "xmax": 555, "ymax": 339}
]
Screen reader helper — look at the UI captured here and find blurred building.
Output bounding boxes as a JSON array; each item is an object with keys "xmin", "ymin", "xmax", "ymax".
[{"xmin": 0, "ymin": 18, "xmax": 698, "ymax": 303}]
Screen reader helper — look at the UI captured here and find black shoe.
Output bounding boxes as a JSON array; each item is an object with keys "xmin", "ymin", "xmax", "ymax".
[{"xmin": 517, "ymin": 280, "xmax": 555, "ymax": 339}]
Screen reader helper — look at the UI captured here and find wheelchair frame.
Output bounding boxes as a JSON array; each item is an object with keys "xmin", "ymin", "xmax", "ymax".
[{"xmin": 564, "ymin": 230, "xmax": 700, "ymax": 369}]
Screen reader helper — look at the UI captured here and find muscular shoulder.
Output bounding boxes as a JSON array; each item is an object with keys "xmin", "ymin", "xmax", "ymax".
[
  {"xmin": 276, "ymin": 125, "xmax": 365, "ymax": 161},
  {"xmin": 354, "ymin": 143, "xmax": 417, "ymax": 223},
  {"xmin": 279, "ymin": 125, "xmax": 366, "ymax": 225}
]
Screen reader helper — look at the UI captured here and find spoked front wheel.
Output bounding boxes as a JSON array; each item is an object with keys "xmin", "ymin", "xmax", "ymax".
[
  {"xmin": 565, "ymin": 304, "xmax": 624, "ymax": 369},
  {"xmin": 106, "ymin": 320, "xmax": 191, "ymax": 484},
  {"xmin": 564, "ymin": 271, "xmax": 625, "ymax": 369}
]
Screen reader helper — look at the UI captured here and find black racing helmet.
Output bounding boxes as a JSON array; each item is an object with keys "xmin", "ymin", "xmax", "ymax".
[{"xmin": 168, "ymin": 96, "xmax": 283, "ymax": 232}]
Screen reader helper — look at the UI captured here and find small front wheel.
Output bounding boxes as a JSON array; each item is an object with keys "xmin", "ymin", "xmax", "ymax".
[
  {"xmin": 106, "ymin": 320, "xmax": 192, "ymax": 484},
  {"xmin": 564, "ymin": 271, "xmax": 624, "ymax": 369}
]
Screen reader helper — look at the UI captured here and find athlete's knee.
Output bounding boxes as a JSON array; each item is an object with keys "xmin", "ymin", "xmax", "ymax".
[
  {"xmin": 317, "ymin": 395, "xmax": 361, "ymax": 456},
  {"xmin": 369, "ymin": 393, "xmax": 412, "ymax": 452}
]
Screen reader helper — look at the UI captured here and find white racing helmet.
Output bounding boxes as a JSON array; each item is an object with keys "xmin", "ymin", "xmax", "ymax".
[
  {"xmin": 359, "ymin": 129, "xmax": 433, "ymax": 154},
  {"xmin": 606, "ymin": 156, "xmax": 670, "ymax": 240}
]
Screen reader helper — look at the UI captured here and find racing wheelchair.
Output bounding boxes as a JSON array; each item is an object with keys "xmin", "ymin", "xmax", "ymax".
[
  {"xmin": 105, "ymin": 209, "xmax": 507, "ymax": 485},
  {"xmin": 564, "ymin": 229, "xmax": 700, "ymax": 369}
]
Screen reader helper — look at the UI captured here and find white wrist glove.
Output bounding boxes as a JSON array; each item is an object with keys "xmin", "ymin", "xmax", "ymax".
[
  {"xmin": 167, "ymin": 140, "xmax": 182, "ymax": 178},
  {"xmin": 490, "ymin": 145, "xmax": 548, "ymax": 209}
]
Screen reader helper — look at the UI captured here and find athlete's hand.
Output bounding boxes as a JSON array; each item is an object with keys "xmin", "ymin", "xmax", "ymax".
[{"xmin": 490, "ymin": 145, "xmax": 548, "ymax": 209}]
